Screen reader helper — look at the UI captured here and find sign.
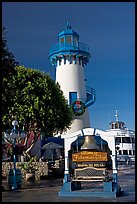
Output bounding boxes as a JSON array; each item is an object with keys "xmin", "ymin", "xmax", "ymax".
[
  {"xmin": 72, "ymin": 151, "xmax": 108, "ymax": 162},
  {"xmin": 76, "ymin": 162, "xmax": 106, "ymax": 168}
]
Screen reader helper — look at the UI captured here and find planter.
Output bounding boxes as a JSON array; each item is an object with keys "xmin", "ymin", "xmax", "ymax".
[
  {"xmin": 25, "ymin": 172, "xmax": 35, "ymax": 182},
  {"xmin": 8, "ymin": 168, "xmax": 22, "ymax": 190}
]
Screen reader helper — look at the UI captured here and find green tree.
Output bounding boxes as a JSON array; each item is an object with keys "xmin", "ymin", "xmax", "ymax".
[
  {"xmin": 2, "ymin": 28, "xmax": 73, "ymax": 158},
  {"xmin": 8, "ymin": 65, "xmax": 73, "ymax": 135},
  {"xmin": 2, "ymin": 27, "xmax": 19, "ymax": 128}
]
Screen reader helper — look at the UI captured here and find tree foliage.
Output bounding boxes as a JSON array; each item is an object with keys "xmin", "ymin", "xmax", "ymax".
[
  {"xmin": 2, "ymin": 27, "xmax": 19, "ymax": 126},
  {"xmin": 2, "ymin": 27, "xmax": 73, "ymax": 135},
  {"xmin": 2, "ymin": 27, "xmax": 73, "ymax": 158},
  {"xmin": 3, "ymin": 65, "xmax": 73, "ymax": 135}
]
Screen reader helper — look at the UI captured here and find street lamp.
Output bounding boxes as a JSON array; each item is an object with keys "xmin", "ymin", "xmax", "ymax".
[{"xmin": 4, "ymin": 120, "xmax": 26, "ymax": 190}]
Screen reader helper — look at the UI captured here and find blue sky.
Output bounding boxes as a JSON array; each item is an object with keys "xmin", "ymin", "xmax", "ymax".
[{"xmin": 2, "ymin": 2, "xmax": 135, "ymax": 131}]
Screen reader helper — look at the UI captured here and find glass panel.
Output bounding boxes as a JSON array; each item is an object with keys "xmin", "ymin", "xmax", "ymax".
[
  {"xmin": 115, "ymin": 137, "xmax": 121, "ymax": 144},
  {"xmin": 115, "ymin": 122, "xmax": 118, "ymax": 129},
  {"xmin": 122, "ymin": 137, "xmax": 131, "ymax": 143},
  {"xmin": 131, "ymin": 138, "xmax": 135, "ymax": 143},
  {"xmin": 60, "ymin": 37, "xmax": 64, "ymax": 43},
  {"xmin": 123, "ymin": 150, "xmax": 128, "ymax": 155},
  {"xmin": 119, "ymin": 150, "xmax": 122, "ymax": 155},
  {"xmin": 73, "ymin": 36, "xmax": 77, "ymax": 46},
  {"xmin": 129, "ymin": 150, "xmax": 132, "ymax": 155},
  {"xmin": 66, "ymin": 36, "xmax": 72, "ymax": 43},
  {"xmin": 110, "ymin": 123, "xmax": 115, "ymax": 129}
]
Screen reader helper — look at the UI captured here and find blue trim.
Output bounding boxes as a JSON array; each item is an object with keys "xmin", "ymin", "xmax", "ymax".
[
  {"xmin": 49, "ymin": 24, "xmax": 91, "ymax": 67},
  {"xmin": 50, "ymin": 54, "xmax": 90, "ymax": 67},
  {"xmin": 85, "ymin": 86, "xmax": 96, "ymax": 108},
  {"xmin": 49, "ymin": 42, "xmax": 90, "ymax": 57},
  {"xmin": 58, "ymin": 30, "xmax": 79, "ymax": 39}
]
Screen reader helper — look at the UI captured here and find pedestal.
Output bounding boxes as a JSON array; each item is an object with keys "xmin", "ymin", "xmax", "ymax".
[{"xmin": 103, "ymin": 181, "xmax": 113, "ymax": 192}]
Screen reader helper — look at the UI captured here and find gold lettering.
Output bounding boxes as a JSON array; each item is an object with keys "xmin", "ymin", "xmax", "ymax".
[{"xmin": 72, "ymin": 151, "xmax": 108, "ymax": 162}]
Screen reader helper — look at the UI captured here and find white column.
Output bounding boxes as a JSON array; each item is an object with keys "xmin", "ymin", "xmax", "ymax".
[{"xmin": 63, "ymin": 134, "xmax": 79, "ymax": 183}]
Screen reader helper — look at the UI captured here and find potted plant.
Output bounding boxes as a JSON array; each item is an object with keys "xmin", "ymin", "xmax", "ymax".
[{"xmin": 20, "ymin": 156, "xmax": 37, "ymax": 182}]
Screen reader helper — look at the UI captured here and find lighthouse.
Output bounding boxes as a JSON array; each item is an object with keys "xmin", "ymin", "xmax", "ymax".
[{"xmin": 49, "ymin": 23, "xmax": 95, "ymax": 135}]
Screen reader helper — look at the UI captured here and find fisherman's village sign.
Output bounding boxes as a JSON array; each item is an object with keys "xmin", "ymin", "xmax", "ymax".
[{"xmin": 72, "ymin": 151, "xmax": 108, "ymax": 162}]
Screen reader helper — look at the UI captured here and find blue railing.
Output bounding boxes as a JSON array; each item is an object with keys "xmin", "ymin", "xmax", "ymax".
[
  {"xmin": 49, "ymin": 42, "xmax": 90, "ymax": 56},
  {"xmin": 68, "ymin": 86, "xmax": 96, "ymax": 109},
  {"xmin": 85, "ymin": 86, "xmax": 96, "ymax": 108}
]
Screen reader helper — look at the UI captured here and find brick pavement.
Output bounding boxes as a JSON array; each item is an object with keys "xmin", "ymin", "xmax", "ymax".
[{"xmin": 2, "ymin": 168, "xmax": 135, "ymax": 202}]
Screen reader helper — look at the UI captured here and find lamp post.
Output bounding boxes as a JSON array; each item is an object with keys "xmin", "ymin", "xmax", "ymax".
[{"xmin": 4, "ymin": 120, "xmax": 26, "ymax": 190}]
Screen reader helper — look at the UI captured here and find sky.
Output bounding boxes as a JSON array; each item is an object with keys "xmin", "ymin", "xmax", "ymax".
[{"xmin": 2, "ymin": 2, "xmax": 135, "ymax": 131}]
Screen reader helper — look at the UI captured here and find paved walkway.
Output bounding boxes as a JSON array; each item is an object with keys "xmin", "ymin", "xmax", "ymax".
[{"xmin": 2, "ymin": 168, "xmax": 135, "ymax": 202}]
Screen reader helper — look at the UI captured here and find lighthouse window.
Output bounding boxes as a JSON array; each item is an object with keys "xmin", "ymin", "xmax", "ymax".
[
  {"xmin": 60, "ymin": 37, "xmax": 64, "ymax": 43},
  {"xmin": 73, "ymin": 37, "xmax": 78, "ymax": 46},
  {"xmin": 66, "ymin": 36, "xmax": 72, "ymax": 44}
]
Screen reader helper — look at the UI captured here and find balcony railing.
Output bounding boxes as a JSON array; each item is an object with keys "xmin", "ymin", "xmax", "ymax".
[
  {"xmin": 85, "ymin": 86, "xmax": 96, "ymax": 108},
  {"xmin": 49, "ymin": 42, "xmax": 90, "ymax": 56},
  {"xmin": 68, "ymin": 86, "xmax": 96, "ymax": 109}
]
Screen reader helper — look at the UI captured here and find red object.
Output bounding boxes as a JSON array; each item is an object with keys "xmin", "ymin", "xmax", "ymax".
[{"xmin": 76, "ymin": 101, "xmax": 81, "ymax": 108}]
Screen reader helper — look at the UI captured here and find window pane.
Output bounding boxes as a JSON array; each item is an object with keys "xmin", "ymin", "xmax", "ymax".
[
  {"xmin": 123, "ymin": 150, "xmax": 128, "ymax": 155},
  {"xmin": 119, "ymin": 150, "xmax": 122, "ymax": 155},
  {"xmin": 115, "ymin": 122, "xmax": 119, "ymax": 129},
  {"xmin": 122, "ymin": 137, "xmax": 131, "ymax": 143},
  {"xmin": 66, "ymin": 36, "xmax": 72, "ymax": 43},
  {"xmin": 73, "ymin": 37, "xmax": 77, "ymax": 45},
  {"xmin": 129, "ymin": 150, "xmax": 132, "ymax": 155},
  {"xmin": 115, "ymin": 137, "xmax": 121, "ymax": 144},
  {"xmin": 60, "ymin": 37, "xmax": 64, "ymax": 43},
  {"xmin": 131, "ymin": 138, "xmax": 135, "ymax": 143}
]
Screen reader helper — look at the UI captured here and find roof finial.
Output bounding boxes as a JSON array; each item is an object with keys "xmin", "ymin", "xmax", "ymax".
[
  {"xmin": 66, "ymin": 21, "xmax": 72, "ymax": 30},
  {"xmin": 115, "ymin": 109, "xmax": 119, "ymax": 122}
]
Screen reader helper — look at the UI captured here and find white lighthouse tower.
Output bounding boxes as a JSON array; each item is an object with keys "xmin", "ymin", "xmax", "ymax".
[{"xmin": 49, "ymin": 23, "xmax": 95, "ymax": 135}]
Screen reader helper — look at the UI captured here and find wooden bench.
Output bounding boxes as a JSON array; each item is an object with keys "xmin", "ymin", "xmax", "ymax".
[{"xmin": 72, "ymin": 166, "xmax": 106, "ymax": 182}]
